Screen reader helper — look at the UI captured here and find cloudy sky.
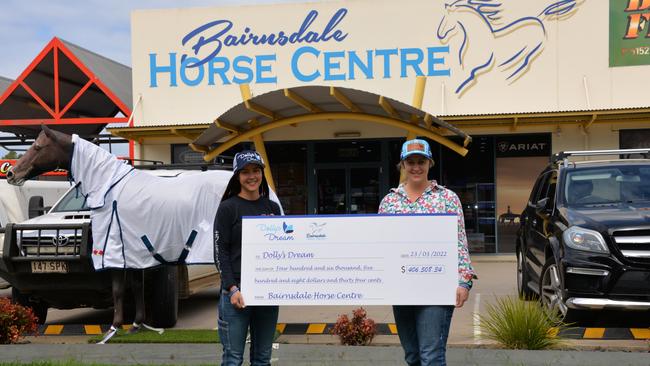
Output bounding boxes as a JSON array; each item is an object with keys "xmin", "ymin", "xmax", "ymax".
[
  {"xmin": 0, "ymin": 0, "xmax": 324, "ymax": 156},
  {"xmin": 0, "ymin": 0, "xmax": 320, "ymax": 79}
]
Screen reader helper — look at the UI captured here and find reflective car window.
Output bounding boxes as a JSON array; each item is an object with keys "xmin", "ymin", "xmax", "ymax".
[
  {"xmin": 535, "ymin": 172, "xmax": 552, "ymax": 204},
  {"xmin": 565, "ymin": 166, "xmax": 650, "ymax": 205},
  {"xmin": 546, "ymin": 171, "xmax": 558, "ymax": 206},
  {"xmin": 50, "ymin": 185, "xmax": 89, "ymax": 212}
]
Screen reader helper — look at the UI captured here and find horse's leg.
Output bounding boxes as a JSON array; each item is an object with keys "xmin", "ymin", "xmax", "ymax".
[
  {"xmin": 98, "ymin": 270, "xmax": 125, "ymax": 344},
  {"xmin": 129, "ymin": 270, "xmax": 145, "ymax": 333},
  {"xmin": 111, "ymin": 270, "xmax": 126, "ymax": 328}
]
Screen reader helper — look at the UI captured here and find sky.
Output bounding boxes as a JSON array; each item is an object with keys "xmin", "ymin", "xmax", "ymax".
[
  {"xmin": 0, "ymin": 0, "xmax": 320, "ymax": 78},
  {"xmin": 0, "ymin": 0, "xmax": 321, "ymax": 156}
]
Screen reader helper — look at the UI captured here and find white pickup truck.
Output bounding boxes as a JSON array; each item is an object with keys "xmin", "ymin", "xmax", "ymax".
[
  {"xmin": 0, "ymin": 169, "xmax": 221, "ymax": 327},
  {"xmin": 0, "ymin": 180, "xmax": 71, "ymax": 289}
]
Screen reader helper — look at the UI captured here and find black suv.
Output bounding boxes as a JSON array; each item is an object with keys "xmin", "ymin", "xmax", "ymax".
[{"xmin": 517, "ymin": 149, "xmax": 650, "ymax": 321}]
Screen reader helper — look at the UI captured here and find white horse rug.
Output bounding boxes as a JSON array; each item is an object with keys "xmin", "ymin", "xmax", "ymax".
[{"xmin": 70, "ymin": 134, "xmax": 280, "ymax": 270}]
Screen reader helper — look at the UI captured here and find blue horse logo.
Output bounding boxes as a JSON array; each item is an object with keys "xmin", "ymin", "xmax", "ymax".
[
  {"xmin": 436, "ymin": 0, "xmax": 581, "ymax": 95},
  {"xmin": 282, "ymin": 222, "xmax": 294, "ymax": 234}
]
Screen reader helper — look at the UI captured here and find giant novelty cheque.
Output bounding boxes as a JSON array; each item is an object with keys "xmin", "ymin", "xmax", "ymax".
[{"xmin": 241, "ymin": 214, "xmax": 458, "ymax": 305}]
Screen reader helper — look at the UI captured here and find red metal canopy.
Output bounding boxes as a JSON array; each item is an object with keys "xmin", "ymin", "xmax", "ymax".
[{"xmin": 0, "ymin": 37, "xmax": 132, "ymax": 137}]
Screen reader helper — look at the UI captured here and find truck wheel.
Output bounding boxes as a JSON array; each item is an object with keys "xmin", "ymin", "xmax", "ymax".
[
  {"xmin": 12, "ymin": 287, "xmax": 48, "ymax": 324},
  {"xmin": 146, "ymin": 265, "xmax": 179, "ymax": 328},
  {"xmin": 517, "ymin": 247, "xmax": 537, "ymax": 300}
]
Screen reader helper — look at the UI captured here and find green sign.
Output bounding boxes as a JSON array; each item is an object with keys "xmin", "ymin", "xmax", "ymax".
[{"xmin": 610, "ymin": 0, "xmax": 650, "ymax": 67}]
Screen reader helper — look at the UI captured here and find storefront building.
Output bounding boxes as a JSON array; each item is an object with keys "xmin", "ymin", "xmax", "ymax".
[{"xmin": 108, "ymin": 0, "xmax": 650, "ymax": 254}]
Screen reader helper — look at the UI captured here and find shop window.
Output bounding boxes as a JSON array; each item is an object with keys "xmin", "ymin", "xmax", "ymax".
[
  {"xmin": 620, "ymin": 129, "xmax": 650, "ymax": 158},
  {"xmin": 441, "ymin": 136, "xmax": 496, "ymax": 253},
  {"xmin": 495, "ymin": 133, "xmax": 551, "ymax": 253},
  {"xmin": 267, "ymin": 143, "xmax": 308, "ymax": 215}
]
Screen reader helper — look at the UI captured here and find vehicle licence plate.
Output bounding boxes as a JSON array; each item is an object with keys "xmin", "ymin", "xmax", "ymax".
[{"xmin": 31, "ymin": 261, "xmax": 69, "ymax": 273}]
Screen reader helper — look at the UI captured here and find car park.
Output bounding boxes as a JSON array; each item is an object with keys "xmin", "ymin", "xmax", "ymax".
[{"xmin": 516, "ymin": 149, "xmax": 650, "ymax": 322}]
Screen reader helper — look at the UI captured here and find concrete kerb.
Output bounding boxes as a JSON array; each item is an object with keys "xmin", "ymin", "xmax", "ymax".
[{"xmin": 2, "ymin": 343, "xmax": 650, "ymax": 366}]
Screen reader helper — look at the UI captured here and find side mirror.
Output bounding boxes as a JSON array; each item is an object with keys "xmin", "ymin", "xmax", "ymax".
[
  {"xmin": 28, "ymin": 196, "xmax": 46, "ymax": 219},
  {"xmin": 534, "ymin": 197, "xmax": 550, "ymax": 214}
]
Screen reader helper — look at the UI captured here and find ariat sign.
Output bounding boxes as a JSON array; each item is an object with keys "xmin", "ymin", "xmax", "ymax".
[
  {"xmin": 496, "ymin": 134, "xmax": 551, "ymax": 158},
  {"xmin": 131, "ymin": 1, "xmax": 649, "ymax": 125},
  {"xmin": 498, "ymin": 142, "xmax": 548, "ymax": 153}
]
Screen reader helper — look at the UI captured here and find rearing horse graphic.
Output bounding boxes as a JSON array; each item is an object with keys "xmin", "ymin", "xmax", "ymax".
[{"xmin": 436, "ymin": 0, "xmax": 580, "ymax": 95}]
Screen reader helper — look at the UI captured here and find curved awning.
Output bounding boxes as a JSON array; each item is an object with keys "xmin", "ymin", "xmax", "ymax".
[{"xmin": 191, "ymin": 85, "xmax": 472, "ymax": 160}]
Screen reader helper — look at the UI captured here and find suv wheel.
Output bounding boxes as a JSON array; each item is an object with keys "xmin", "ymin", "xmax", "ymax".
[
  {"xmin": 540, "ymin": 257, "xmax": 580, "ymax": 322},
  {"xmin": 517, "ymin": 248, "xmax": 536, "ymax": 300}
]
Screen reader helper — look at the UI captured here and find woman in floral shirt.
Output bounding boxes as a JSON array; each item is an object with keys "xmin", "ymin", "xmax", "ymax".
[{"xmin": 378, "ymin": 139, "xmax": 475, "ymax": 366}]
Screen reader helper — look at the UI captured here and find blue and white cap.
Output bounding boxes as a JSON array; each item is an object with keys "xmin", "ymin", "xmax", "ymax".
[
  {"xmin": 233, "ymin": 150, "xmax": 265, "ymax": 174},
  {"xmin": 400, "ymin": 139, "xmax": 432, "ymax": 160}
]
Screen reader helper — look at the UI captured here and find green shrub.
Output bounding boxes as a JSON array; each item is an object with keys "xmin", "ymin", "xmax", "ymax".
[
  {"xmin": 479, "ymin": 295, "xmax": 566, "ymax": 350},
  {"xmin": 0, "ymin": 297, "xmax": 39, "ymax": 344},
  {"xmin": 330, "ymin": 307, "xmax": 377, "ymax": 346}
]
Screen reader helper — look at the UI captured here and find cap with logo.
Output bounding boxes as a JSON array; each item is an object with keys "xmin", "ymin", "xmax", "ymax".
[
  {"xmin": 400, "ymin": 139, "xmax": 432, "ymax": 160},
  {"xmin": 233, "ymin": 150, "xmax": 265, "ymax": 174}
]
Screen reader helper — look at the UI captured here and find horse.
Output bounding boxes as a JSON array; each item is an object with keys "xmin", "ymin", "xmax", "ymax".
[
  {"xmin": 436, "ymin": 0, "xmax": 580, "ymax": 95},
  {"xmin": 7, "ymin": 125, "xmax": 281, "ymax": 343}
]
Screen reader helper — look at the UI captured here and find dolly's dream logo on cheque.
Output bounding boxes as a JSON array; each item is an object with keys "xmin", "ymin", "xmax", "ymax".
[{"xmin": 257, "ymin": 222, "xmax": 295, "ymax": 241}]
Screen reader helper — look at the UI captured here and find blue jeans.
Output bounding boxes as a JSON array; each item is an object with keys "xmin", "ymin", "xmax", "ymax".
[
  {"xmin": 218, "ymin": 290, "xmax": 279, "ymax": 366},
  {"xmin": 393, "ymin": 305, "xmax": 455, "ymax": 366}
]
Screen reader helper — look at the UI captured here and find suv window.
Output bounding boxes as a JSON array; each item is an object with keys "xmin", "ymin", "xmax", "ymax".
[
  {"xmin": 533, "ymin": 170, "xmax": 557, "ymax": 204},
  {"xmin": 529, "ymin": 173, "xmax": 545, "ymax": 205},
  {"xmin": 564, "ymin": 165, "xmax": 650, "ymax": 205},
  {"xmin": 50, "ymin": 185, "xmax": 89, "ymax": 212}
]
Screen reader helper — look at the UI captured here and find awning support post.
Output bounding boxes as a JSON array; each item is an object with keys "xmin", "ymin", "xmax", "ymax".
[
  {"xmin": 240, "ymin": 84, "xmax": 276, "ymax": 192},
  {"xmin": 402, "ymin": 76, "xmax": 427, "ymax": 182},
  {"xmin": 407, "ymin": 76, "xmax": 427, "ymax": 141}
]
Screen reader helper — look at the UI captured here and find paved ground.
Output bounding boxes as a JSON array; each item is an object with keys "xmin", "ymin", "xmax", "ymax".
[
  {"xmin": 2, "ymin": 343, "xmax": 650, "ymax": 365},
  {"xmin": 5, "ymin": 253, "xmax": 650, "ymax": 366}
]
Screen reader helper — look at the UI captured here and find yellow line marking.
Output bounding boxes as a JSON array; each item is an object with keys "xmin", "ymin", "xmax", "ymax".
[
  {"xmin": 276, "ymin": 323, "xmax": 286, "ymax": 334},
  {"xmin": 306, "ymin": 323, "xmax": 327, "ymax": 334},
  {"xmin": 44, "ymin": 325, "xmax": 64, "ymax": 335},
  {"xmin": 84, "ymin": 325, "xmax": 102, "ymax": 335},
  {"xmin": 630, "ymin": 328, "xmax": 650, "ymax": 339},
  {"xmin": 388, "ymin": 324, "xmax": 398, "ymax": 334},
  {"xmin": 583, "ymin": 328, "xmax": 605, "ymax": 339}
]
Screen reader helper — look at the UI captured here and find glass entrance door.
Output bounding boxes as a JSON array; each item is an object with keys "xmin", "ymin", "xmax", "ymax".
[
  {"xmin": 316, "ymin": 169, "xmax": 346, "ymax": 214},
  {"xmin": 316, "ymin": 166, "xmax": 380, "ymax": 214},
  {"xmin": 350, "ymin": 167, "xmax": 380, "ymax": 214}
]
